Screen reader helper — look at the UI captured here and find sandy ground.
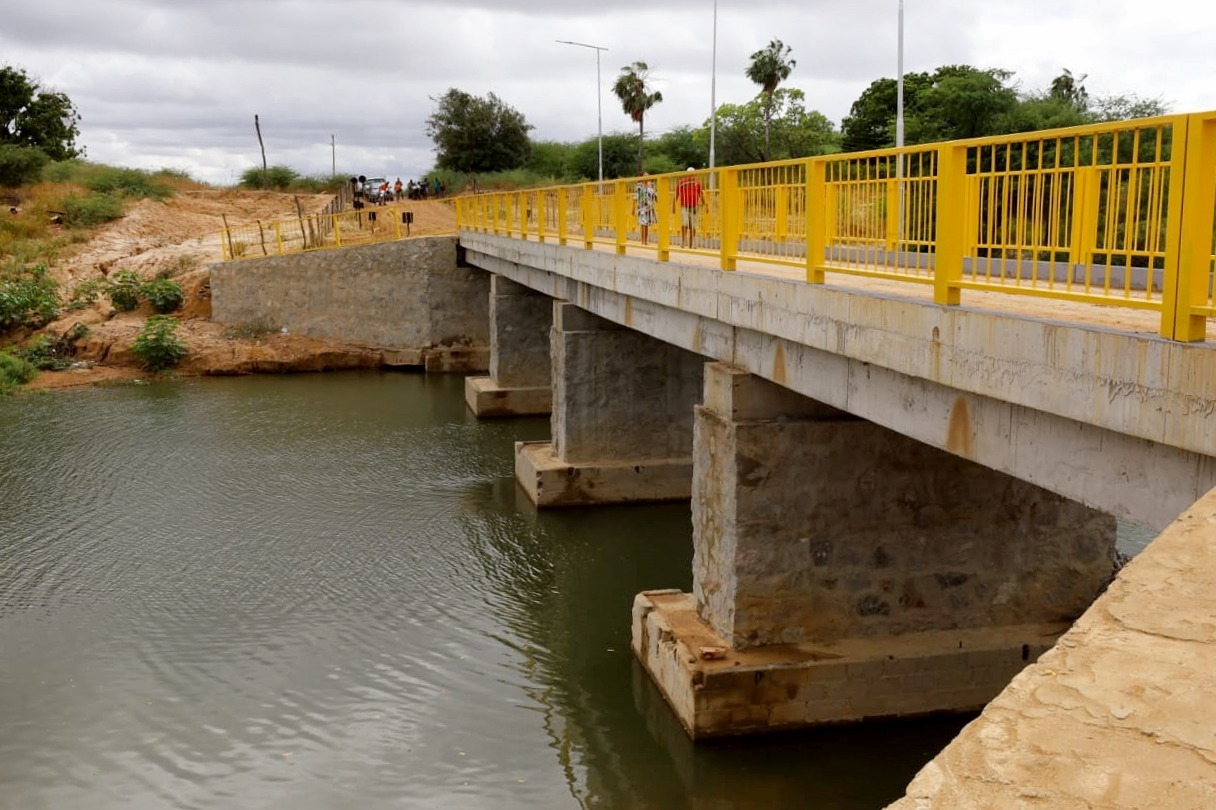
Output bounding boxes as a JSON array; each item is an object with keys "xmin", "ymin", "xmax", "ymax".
[{"xmin": 19, "ymin": 191, "xmax": 457, "ymax": 391}]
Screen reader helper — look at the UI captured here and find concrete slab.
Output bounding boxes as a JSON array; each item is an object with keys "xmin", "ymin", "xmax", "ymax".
[
  {"xmin": 464, "ymin": 376, "xmax": 551, "ymax": 417},
  {"xmin": 632, "ymin": 590, "xmax": 1066, "ymax": 739},
  {"xmin": 514, "ymin": 440, "xmax": 692, "ymax": 508}
]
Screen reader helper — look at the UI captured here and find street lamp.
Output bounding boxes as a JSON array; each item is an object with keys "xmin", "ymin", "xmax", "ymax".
[
  {"xmin": 556, "ymin": 39, "xmax": 608, "ymax": 183},
  {"xmin": 896, "ymin": 0, "xmax": 905, "ymax": 245}
]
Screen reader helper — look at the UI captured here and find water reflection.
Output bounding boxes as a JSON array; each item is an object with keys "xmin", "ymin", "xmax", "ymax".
[{"xmin": 0, "ymin": 372, "xmax": 1158, "ymax": 810}]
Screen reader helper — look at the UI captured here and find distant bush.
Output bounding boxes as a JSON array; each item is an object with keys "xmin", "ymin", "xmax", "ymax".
[
  {"xmin": 61, "ymin": 193, "xmax": 123, "ymax": 227},
  {"xmin": 239, "ymin": 164, "xmax": 300, "ymax": 190},
  {"xmin": 105, "ymin": 269, "xmax": 144, "ymax": 311},
  {"xmin": 85, "ymin": 167, "xmax": 172, "ymax": 200},
  {"xmin": 143, "ymin": 276, "xmax": 183, "ymax": 313},
  {"xmin": 131, "ymin": 314, "xmax": 186, "ymax": 371},
  {"xmin": 0, "ymin": 350, "xmax": 36, "ymax": 395},
  {"xmin": 0, "ymin": 145, "xmax": 49, "ymax": 187},
  {"xmin": 0, "ymin": 264, "xmax": 59, "ymax": 331}
]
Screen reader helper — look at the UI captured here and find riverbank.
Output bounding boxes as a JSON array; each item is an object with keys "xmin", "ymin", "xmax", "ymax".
[{"xmin": 12, "ymin": 191, "xmax": 457, "ymax": 392}]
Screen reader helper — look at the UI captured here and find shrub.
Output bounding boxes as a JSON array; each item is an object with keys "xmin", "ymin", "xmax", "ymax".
[
  {"xmin": 15, "ymin": 325, "xmax": 87, "ymax": 371},
  {"xmin": 239, "ymin": 164, "xmax": 300, "ymax": 190},
  {"xmin": 0, "ymin": 350, "xmax": 36, "ymax": 395},
  {"xmin": 85, "ymin": 167, "xmax": 172, "ymax": 200},
  {"xmin": 0, "ymin": 264, "xmax": 59, "ymax": 331},
  {"xmin": 106, "ymin": 269, "xmax": 144, "ymax": 311},
  {"xmin": 61, "ymin": 193, "xmax": 124, "ymax": 228},
  {"xmin": 0, "ymin": 144, "xmax": 49, "ymax": 187},
  {"xmin": 66, "ymin": 278, "xmax": 105, "ymax": 310},
  {"xmin": 143, "ymin": 277, "xmax": 183, "ymax": 313},
  {"xmin": 131, "ymin": 314, "xmax": 186, "ymax": 371}
]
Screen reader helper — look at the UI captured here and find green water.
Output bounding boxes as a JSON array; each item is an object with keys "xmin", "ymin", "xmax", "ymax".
[{"xmin": 0, "ymin": 372, "xmax": 1004, "ymax": 809}]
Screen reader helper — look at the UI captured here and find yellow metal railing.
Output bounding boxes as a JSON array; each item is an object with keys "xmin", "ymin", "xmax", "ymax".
[
  {"xmin": 456, "ymin": 111, "xmax": 1216, "ymax": 342},
  {"xmin": 219, "ymin": 203, "xmax": 449, "ymax": 261}
]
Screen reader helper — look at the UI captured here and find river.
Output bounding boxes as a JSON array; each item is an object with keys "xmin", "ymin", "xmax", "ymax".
[{"xmin": 0, "ymin": 372, "xmax": 1153, "ymax": 809}]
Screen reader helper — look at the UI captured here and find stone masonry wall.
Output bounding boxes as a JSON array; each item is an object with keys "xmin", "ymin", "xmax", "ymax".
[
  {"xmin": 693, "ymin": 365, "xmax": 1117, "ymax": 649},
  {"xmin": 210, "ymin": 237, "xmax": 488, "ymax": 351}
]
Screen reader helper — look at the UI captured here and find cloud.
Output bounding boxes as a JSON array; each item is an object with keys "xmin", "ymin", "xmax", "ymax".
[{"xmin": 3, "ymin": 0, "xmax": 1213, "ymax": 184}]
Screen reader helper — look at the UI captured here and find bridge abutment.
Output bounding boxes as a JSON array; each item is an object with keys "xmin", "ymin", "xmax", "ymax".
[
  {"xmin": 633, "ymin": 363, "xmax": 1118, "ymax": 738},
  {"xmin": 515, "ymin": 303, "xmax": 704, "ymax": 507},
  {"xmin": 465, "ymin": 275, "xmax": 553, "ymax": 417}
]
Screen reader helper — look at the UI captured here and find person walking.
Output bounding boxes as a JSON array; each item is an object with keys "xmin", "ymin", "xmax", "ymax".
[
  {"xmin": 635, "ymin": 172, "xmax": 657, "ymax": 245},
  {"xmin": 675, "ymin": 168, "xmax": 705, "ymax": 249}
]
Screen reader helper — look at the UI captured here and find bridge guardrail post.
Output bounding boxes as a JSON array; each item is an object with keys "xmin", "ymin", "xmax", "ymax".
[
  {"xmin": 614, "ymin": 181, "xmax": 628, "ymax": 255},
  {"xmin": 582, "ymin": 184, "xmax": 594, "ymax": 249},
  {"xmin": 806, "ymin": 159, "xmax": 827, "ymax": 284},
  {"xmin": 537, "ymin": 190, "xmax": 546, "ymax": 243},
  {"xmin": 720, "ymin": 168, "xmax": 739, "ymax": 271},
  {"xmin": 657, "ymin": 175, "xmax": 672, "ymax": 261},
  {"xmin": 557, "ymin": 188, "xmax": 568, "ymax": 246},
  {"xmin": 1164, "ymin": 112, "xmax": 1216, "ymax": 341},
  {"xmin": 933, "ymin": 143, "xmax": 966, "ymax": 306}
]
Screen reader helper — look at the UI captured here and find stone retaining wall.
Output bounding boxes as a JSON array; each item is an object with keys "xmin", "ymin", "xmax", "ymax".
[{"xmin": 210, "ymin": 237, "xmax": 488, "ymax": 357}]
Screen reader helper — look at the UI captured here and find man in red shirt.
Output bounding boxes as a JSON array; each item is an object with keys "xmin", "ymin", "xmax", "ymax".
[{"xmin": 675, "ymin": 167, "xmax": 705, "ymax": 248}]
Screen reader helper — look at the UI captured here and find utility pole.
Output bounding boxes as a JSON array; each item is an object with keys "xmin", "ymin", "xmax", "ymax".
[
  {"xmin": 331, "ymin": 134, "xmax": 336, "ymax": 178},
  {"xmin": 709, "ymin": 0, "xmax": 718, "ymax": 173}
]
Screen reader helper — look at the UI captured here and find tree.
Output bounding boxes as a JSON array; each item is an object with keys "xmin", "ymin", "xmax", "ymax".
[
  {"xmin": 612, "ymin": 62, "xmax": 663, "ymax": 175},
  {"xmin": 1049, "ymin": 68, "xmax": 1089, "ymax": 111},
  {"xmin": 426, "ymin": 88, "xmax": 532, "ymax": 174},
  {"xmin": 571, "ymin": 132, "xmax": 637, "ymax": 181},
  {"xmin": 698, "ymin": 89, "xmax": 838, "ymax": 166},
  {"xmin": 745, "ymin": 40, "xmax": 796, "ymax": 161},
  {"xmin": 0, "ymin": 65, "xmax": 82, "ymax": 160}
]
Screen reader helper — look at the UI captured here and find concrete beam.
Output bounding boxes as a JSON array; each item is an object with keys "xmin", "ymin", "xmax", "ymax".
[{"xmin": 461, "ymin": 238, "xmax": 1216, "ymax": 530}]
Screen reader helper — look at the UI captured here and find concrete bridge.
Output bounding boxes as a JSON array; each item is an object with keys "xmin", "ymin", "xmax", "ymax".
[{"xmin": 212, "ymin": 111, "xmax": 1216, "ymax": 804}]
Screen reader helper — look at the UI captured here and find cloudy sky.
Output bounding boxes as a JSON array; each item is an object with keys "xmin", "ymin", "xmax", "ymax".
[{"xmin": 4, "ymin": 0, "xmax": 1214, "ymax": 186}]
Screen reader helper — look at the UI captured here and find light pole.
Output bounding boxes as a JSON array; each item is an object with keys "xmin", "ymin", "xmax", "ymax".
[
  {"xmin": 709, "ymin": 0, "xmax": 718, "ymax": 172},
  {"xmin": 896, "ymin": 0, "xmax": 905, "ymax": 245},
  {"xmin": 896, "ymin": 0, "xmax": 904, "ymax": 152},
  {"xmin": 557, "ymin": 39, "xmax": 608, "ymax": 183}
]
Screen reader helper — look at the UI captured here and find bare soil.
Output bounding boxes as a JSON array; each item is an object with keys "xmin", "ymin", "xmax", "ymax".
[{"xmin": 22, "ymin": 191, "xmax": 457, "ymax": 391}]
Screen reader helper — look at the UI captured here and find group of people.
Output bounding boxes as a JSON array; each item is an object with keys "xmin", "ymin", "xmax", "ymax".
[
  {"xmin": 405, "ymin": 177, "xmax": 445, "ymax": 200},
  {"xmin": 354, "ymin": 176, "xmax": 447, "ymax": 205},
  {"xmin": 634, "ymin": 168, "xmax": 705, "ymax": 249}
]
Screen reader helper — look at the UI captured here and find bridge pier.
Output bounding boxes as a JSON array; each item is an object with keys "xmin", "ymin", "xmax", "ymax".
[
  {"xmin": 515, "ymin": 303, "xmax": 704, "ymax": 508},
  {"xmin": 633, "ymin": 363, "xmax": 1118, "ymax": 738},
  {"xmin": 465, "ymin": 275, "xmax": 553, "ymax": 417}
]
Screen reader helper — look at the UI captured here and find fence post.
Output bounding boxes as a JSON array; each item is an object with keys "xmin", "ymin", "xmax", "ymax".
[
  {"xmin": 933, "ymin": 143, "xmax": 966, "ymax": 306},
  {"xmin": 885, "ymin": 177, "xmax": 899, "ymax": 251},
  {"xmin": 614, "ymin": 181, "xmax": 628, "ymax": 255},
  {"xmin": 334, "ymin": 213, "xmax": 342, "ymax": 247},
  {"xmin": 582, "ymin": 184, "xmax": 594, "ymax": 249},
  {"xmin": 536, "ymin": 190, "xmax": 546, "ymax": 243},
  {"xmin": 720, "ymin": 169, "xmax": 739, "ymax": 270},
  {"xmin": 558, "ymin": 188, "xmax": 568, "ymax": 246},
  {"xmin": 806, "ymin": 159, "xmax": 827, "ymax": 284},
  {"xmin": 1163, "ymin": 113, "xmax": 1216, "ymax": 341},
  {"xmin": 656, "ymin": 176, "xmax": 672, "ymax": 262}
]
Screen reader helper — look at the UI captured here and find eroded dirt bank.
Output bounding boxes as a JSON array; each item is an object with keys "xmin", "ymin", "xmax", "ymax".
[{"xmin": 21, "ymin": 191, "xmax": 457, "ymax": 391}]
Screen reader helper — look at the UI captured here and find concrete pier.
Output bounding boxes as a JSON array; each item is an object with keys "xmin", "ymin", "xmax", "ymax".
[
  {"xmin": 465, "ymin": 275, "xmax": 553, "ymax": 417},
  {"xmin": 515, "ymin": 303, "xmax": 704, "ymax": 508},
  {"xmin": 633, "ymin": 364, "xmax": 1118, "ymax": 738}
]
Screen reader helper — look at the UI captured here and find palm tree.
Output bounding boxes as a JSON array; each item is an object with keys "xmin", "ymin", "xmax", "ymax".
[
  {"xmin": 745, "ymin": 40, "xmax": 796, "ymax": 161},
  {"xmin": 612, "ymin": 61, "xmax": 663, "ymax": 175}
]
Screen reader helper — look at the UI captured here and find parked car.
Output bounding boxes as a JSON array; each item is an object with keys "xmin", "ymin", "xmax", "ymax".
[{"xmin": 363, "ymin": 177, "xmax": 387, "ymax": 203}]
